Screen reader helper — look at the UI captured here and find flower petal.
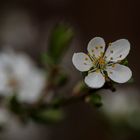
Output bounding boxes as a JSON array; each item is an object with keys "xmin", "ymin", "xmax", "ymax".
[
  {"xmin": 87, "ymin": 37, "xmax": 105, "ymax": 58},
  {"xmin": 84, "ymin": 71, "xmax": 105, "ymax": 88},
  {"xmin": 17, "ymin": 69, "xmax": 46, "ymax": 103},
  {"xmin": 105, "ymin": 39, "xmax": 130, "ymax": 62},
  {"xmin": 106, "ymin": 64, "xmax": 132, "ymax": 83},
  {"xmin": 72, "ymin": 53, "xmax": 92, "ymax": 72}
]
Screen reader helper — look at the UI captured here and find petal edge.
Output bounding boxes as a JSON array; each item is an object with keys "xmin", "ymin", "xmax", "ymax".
[
  {"xmin": 84, "ymin": 71, "xmax": 105, "ymax": 88},
  {"xmin": 87, "ymin": 37, "xmax": 105, "ymax": 58},
  {"xmin": 106, "ymin": 64, "xmax": 132, "ymax": 83},
  {"xmin": 105, "ymin": 39, "xmax": 130, "ymax": 62},
  {"xmin": 72, "ymin": 52, "xmax": 92, "ymax": 72}
]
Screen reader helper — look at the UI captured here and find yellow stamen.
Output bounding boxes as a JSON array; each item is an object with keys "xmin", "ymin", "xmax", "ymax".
[
  {"xmin": 95, "ymin": 46, "xmax": 98, "ymax": 49},
  {"xmin": 112, "ymin": 64, "xmax": 116, "ymax": 68},
  {"xmin": 96, "ymin": 69, "xmax": 100, "ymax": 73},
  {"xmin": 98, "ymin": 57, "xmax": 105, "ymax": 65}
]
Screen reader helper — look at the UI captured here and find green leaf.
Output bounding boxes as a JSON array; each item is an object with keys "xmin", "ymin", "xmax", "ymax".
[
  {"xmin": 31, "ymin": 109, "xmax": 64, "ymax": 124},
  {"xmin": 49, "ymin": 23, "xmax": 74, "ymax": 63},
  {"xmin": 89, "ymin": 93, "xmax": 102, "ymax": 107},
  {"xmin": 41, "ymin": 53, "xmax": 55, "ymax": 66},
  {"xmin": 121, "ymin": 59, "xmax": 128, "ymax": 66}
]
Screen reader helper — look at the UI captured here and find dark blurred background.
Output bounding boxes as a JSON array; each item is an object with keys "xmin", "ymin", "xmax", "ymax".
[{"xmin": 0, "ymin": 0, "xmax": 139, "ymax": 140}]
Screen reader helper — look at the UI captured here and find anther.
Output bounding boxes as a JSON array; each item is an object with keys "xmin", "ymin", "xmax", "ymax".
[
  {"xmin": 110, "ymin": 50, "xmax": 113, "ymax": 53},
  {"xmin": 109, "ymin": 71, "xmax": 113, "ymax": 74},
  {"xmin": 112, "ymin": 64, "xmax": 115, "ymax": 68},
  {"xmin": 95, "ymin": 46, "xmax": 98, "ymax": 49},
  {"xmin": 96, "ymin": 69, "xmax": 100, "ymax": 73},
  {"xmin": 109, "ymin": 42, "xmax": 112, "ymax": 46}
]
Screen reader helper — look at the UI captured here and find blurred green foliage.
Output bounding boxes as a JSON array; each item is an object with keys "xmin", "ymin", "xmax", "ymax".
[
  {"xmin": 48, "ymin": 23, "xmax": 74, "ymax": 63},
  {"xmin": 31, "ymin": 109, "xmax": 64, "ymax": 124},
  {"xmin": 54, "ymin": 73, "xmax": 68, "ymax": 87},
  {"xmin": 121, "ymin": 59, "xmax": 128, "ymax": 66},
  {"xmin": 8, "ymin": 95, "xmax": 25, "ymax": 114},
  {"xmin": 73, "ymin": 81, "xmax": 87, "ymax": 94},
  {"xmin": 89, "ymin": 93, "xmax": 102, "ymax": 107}
]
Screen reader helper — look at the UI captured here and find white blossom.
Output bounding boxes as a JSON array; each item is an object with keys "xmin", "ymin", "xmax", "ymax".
[
  {"xmin": 0, "ymin": 49, "xmax": 46, "ymax": 103},
  {"xmin": 72, "ymin": 37, "xmax": 132, "ymax": 88}
]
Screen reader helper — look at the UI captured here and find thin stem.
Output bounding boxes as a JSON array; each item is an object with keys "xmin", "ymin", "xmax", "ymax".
[
  {"xmin": 43, "ymin": 81, "xmax": 116, "ymax": 109},
  {"xmin": 51, "ymin": 89, "xmax": 98, "ymax": 108}
]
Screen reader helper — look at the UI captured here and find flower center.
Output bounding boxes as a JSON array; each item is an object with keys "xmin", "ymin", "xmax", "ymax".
[
  {"xmin": 98, "ymin": 57, "xmax": 105, "ymax": 66},
  {"xmin": 93, "ymin": 56, "xmax": 106, "ymax": 70},
  {"xmin": 88, "ymin": 56, "xmax": 107, "ymax": 74},
  {"xmin": 88, "ymin": 53, "xmax": 108, "ymax": 74}
]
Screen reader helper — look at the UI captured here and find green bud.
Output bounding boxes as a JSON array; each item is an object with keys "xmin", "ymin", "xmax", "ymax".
[
  {"xmin": 88, "ymin": 93, "xmax": 102, "ymax": 107},
  {"xmin": 73, "ymin": 81, "xmax": 87, "ymax": 94}
]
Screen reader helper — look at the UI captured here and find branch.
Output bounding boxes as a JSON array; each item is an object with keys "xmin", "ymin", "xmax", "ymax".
[{"xmin": 44, "ymin": 81, "xmax": 116, "ymax": 109}]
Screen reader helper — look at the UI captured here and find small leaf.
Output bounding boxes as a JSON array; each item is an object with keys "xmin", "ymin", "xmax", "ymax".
[
  {"xmin": 121, "ymin": 59, "xmax": 128, "ymax": 66},
  {"xmin": 49, "ymin": 23, "xmax": 74, "ymax": 63},
  {"xmin": 89, "ymin": 93, "xmax": 102, "ymax": 107},
  {"xmin": 41, "ymin": 53, "xmax": 55, "ymax": 66},
  {"xmin": 31, "ymin": 109, "xmax": 64, "ymax": 124}
]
